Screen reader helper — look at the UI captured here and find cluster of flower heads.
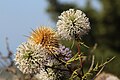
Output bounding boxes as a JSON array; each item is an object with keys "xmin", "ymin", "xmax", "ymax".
[
  {"xmin": 15, "ymin": 27, "xmax": 59, "ymax": 74},
  {"xmin": 57, "ymin": 9, "xmax": 90, "ymax": 40},
  {"xmin": 14, "ymin": 9, "xmax": 90, "ymax": 79}
]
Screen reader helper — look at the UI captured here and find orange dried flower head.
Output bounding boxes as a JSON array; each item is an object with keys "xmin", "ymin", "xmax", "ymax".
[{"xmin": 29, "ymin": 27, "xmax": 59, "ymax": 54}]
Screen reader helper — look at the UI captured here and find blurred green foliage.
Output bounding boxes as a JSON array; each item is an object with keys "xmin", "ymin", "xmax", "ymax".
[{"xmin": 46, "ymin": 0, "xmax": 120, "ymax": 77}]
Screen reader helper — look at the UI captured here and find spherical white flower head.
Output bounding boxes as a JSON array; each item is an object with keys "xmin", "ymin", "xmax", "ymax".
[
  {"xmin": 57, "ymin": 9, "xmax": 91, "ymax": 40},
  {"xmin": 14, "ymin": 41, "xmax": 50, "ymax": 74}
]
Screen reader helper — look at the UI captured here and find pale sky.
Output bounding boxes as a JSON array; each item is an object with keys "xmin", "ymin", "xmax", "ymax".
[{"xmin": 0, "ymin": 0, "xmax": 101, "ymax": 54}]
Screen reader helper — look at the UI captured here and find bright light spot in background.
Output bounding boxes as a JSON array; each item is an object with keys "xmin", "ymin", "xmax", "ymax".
[
  {"xmin": 91, "ymin": 0, "xmax": 101, "ymax": 10},
  {"xmin": 59, "ymin": 0, "xmax": 101, "ymax": 10},
  {"xmin": 59, "ymin": 0, "xmax": 86, "ymax": 7}
]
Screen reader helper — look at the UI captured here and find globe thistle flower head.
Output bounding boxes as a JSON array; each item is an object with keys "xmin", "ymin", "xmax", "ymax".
[
  {"xmin": 57, "ymin": 9, "xmax": 91, "ymax": 40},
  {"xmin": 14, "ymin": 41, "xmax": 50, "ymax": 74},
  {"xmin": 57, "ymin": 44, "xmax": 72, "ymax": 61},
  {"xmin": 29, "ymin": 27, "xmax": 59, "ymax": 54}
]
